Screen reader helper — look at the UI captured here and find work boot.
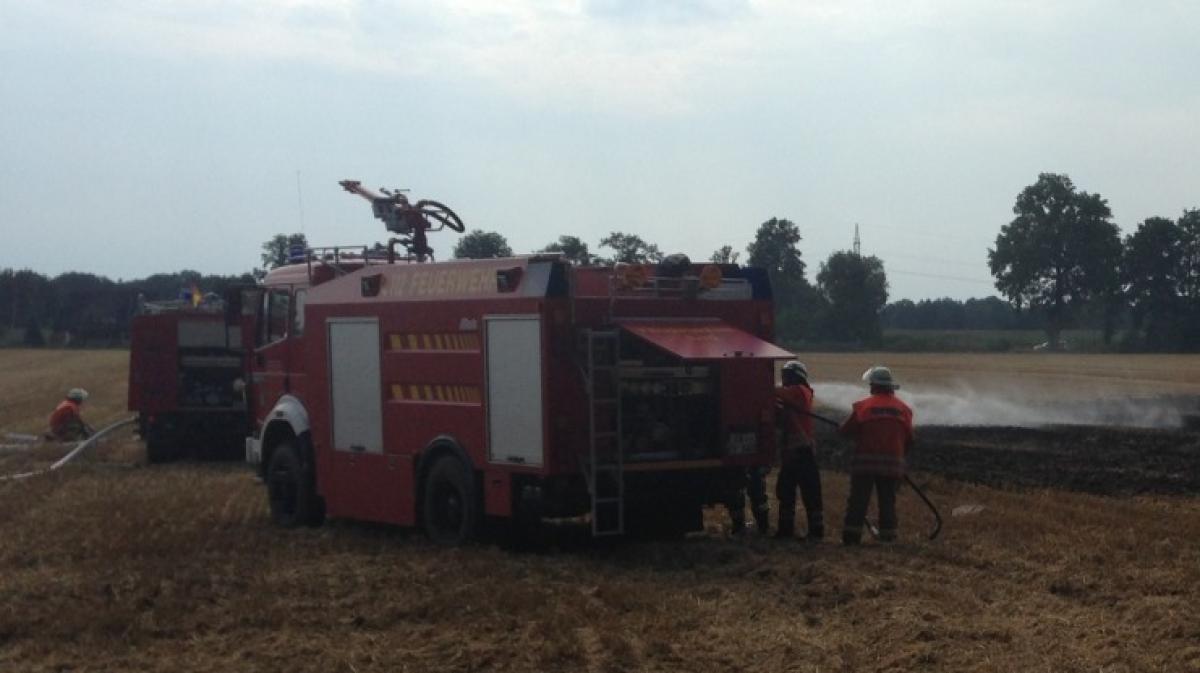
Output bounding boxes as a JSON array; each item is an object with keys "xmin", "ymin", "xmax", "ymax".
[
  {"xmin": 878, "ymin": 529, "xmax": 897, "ymax": 543},
  {"xmin": 842, "ymin": 531, "xmax": 861, "ymax": 546},
  {"xmin": 806, "ymin": 523, "xmax": 825, "ymax": 542}
]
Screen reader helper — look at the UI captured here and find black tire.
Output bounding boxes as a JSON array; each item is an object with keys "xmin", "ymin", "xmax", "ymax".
[
  {"xmin": 267, "ymin": 442, "xmax": 325, "ymax": 528},
  {"xmin": 422, "ymin": 454, "xmax": 479, "ymax": 545},
  {"xmin": 145, "ymin": 424, "xmax": 175, "ymax": 464}
]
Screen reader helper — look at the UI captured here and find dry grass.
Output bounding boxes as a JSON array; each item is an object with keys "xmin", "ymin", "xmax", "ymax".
[{"xmin": 0, "ymin": 349, "xmax": 1198, "ymax": 672}]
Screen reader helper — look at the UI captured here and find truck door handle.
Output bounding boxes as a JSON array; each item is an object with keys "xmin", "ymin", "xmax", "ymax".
[{"xmin": 350, "ymin": 444, "xmax": 366, "ymax": 452}]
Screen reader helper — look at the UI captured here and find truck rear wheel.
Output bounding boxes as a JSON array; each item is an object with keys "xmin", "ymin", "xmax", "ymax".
[
  {"xmin": 267, "ymin": 442, "xmax": 324, "ymax": 528},
  {"xmin": 144, "ymin": 424, "xmax": 176, "ymax": 464},
  {"xmin": 422, "ymin": 455, "xmax": 478, "ymax": 545}
]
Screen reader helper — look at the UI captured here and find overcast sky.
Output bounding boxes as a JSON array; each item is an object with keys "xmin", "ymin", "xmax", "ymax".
[{"xmin": 2, "ymin": 1, "xmax": 1197, "ymax": 300}]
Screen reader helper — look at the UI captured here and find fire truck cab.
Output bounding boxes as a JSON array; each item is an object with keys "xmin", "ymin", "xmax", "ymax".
[{"xmin": 240, "ymin": 251, "xmax": 792, "ymax": 542}]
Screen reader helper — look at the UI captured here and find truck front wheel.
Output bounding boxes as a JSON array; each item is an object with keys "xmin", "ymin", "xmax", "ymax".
[
  {"xmin": 421, "ymin": 455, "xmax": 479, "ymax": 545},
  {"xmin": 267, "ymin": 442, "xmax": 324, "ymax": 528}
]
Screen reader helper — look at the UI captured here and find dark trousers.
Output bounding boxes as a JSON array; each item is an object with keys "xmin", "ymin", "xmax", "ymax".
[
  {"xmin": 728, "ymin": 466, "xmax": 771, "ymax": 532},
  {"xmin": 777, "ymin": 446, "xmax": 823, "ymax": 536},
  {"xmin": 843, "ymin": 474, "xmax": 899, "ymax": 543}
]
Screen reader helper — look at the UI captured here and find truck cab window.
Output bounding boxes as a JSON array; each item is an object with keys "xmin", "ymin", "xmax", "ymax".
[{"xmin": 265, "ymin": 290, "xmax": 291, "ymax": 344}]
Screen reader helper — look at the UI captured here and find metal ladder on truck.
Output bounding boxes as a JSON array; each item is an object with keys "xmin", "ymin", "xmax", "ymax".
[{"xmin": 582, "ymin": 329, "xmax": 624, "ymax": 536}]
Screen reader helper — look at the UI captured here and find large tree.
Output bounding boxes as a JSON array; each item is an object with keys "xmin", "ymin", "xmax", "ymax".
[
  {"xmin": 1123, "ymin": 217, "xmax": 1185, "ymax": 349},
  {"xmin": 746, "ymin": 218, "xmax": 813, "ymax": 340},
  {"xmin": 540, "ymin": 235, "xmax": 595, "ymax": 265},
  {"xmin": 746, "ymin": 218, "xmax": 806, "ymax": 291},
  {"xmin": 453, "ymin": 230, "xmax": 513, "ymax": 259},
  {"xmin": 598, "ymin": 232, "xmax": 662, "ymax": 264},
  {"xmin": 988, "ymin": 173, "xmax": 1122, "ymax": 348},
  {"xmin": 816, "ymin": 251, "xmax": 888, "ymax": 345}
]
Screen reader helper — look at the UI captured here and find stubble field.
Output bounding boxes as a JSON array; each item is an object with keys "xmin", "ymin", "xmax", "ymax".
[{"xmin": 0, "ymin": 350, "xmax": 1198, "ymax": 672}]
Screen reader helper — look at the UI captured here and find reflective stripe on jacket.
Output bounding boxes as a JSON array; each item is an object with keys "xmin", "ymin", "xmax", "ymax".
[{"xmin": 839, "ymin": 392, "xmax": 914, "ymax": 477}]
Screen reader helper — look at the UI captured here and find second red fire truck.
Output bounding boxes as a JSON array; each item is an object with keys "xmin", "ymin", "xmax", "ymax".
[{"xmin": 233, "ymin": 182, "xmax": 793, "ymax": 542}]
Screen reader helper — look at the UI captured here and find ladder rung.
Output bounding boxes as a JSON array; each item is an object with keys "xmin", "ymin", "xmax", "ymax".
[
  {"xmin": 594, "ymin": 497, "xmax": 623, "ymax": 504},
  {"xmin": 593, "ymin": 431, "xmax": 618, "ymax": 439},
  {"xmin": 592, "ymin": 463, "xmax": 622, "ymax": 471},
  {"xmin": 592, "ymin": 398, "xmax": 617, "ymax": 404}
]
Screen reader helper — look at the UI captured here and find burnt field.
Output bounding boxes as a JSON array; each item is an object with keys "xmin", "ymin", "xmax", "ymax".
[
  {"xmin": 909, "ymin": 424, "xmax": 1200, "ymax": 496},
  {"xmin": 806, "ymin": 417, "xmax": 1200, "ymax": 498},
  {"xmin": 1, "ymin": 350, "xmax": 1199, "ymax": 672}
]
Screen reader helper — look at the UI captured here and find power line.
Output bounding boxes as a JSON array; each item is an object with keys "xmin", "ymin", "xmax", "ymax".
[
  {"xmin": 887, "ymin": 268, "xmax": 995, "ymax": 285},
  {"xmin": 884, "ymin": 250, "xmax": 988, "ymax": 269}
]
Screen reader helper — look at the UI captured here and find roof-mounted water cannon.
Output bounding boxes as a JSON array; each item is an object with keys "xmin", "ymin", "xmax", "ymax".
[{"xmin": 338, "ymin": 180, "xmax": 466, "ymax": 263}]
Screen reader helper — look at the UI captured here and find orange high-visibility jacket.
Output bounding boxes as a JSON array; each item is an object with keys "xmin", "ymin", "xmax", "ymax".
[
  {"xmin": 48, "ymin": 399, "xmax": 82, "ymax": 437},
  {"xmin": 839, "ymin": 392, "xmax": 914, "ymax": 477},
  {"xmin": 776, "ymin": 383, "xmax": 815, "ymax": 447}
]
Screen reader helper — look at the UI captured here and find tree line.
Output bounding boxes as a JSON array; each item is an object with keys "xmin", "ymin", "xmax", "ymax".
[
  {"xmin": 6, "ymin": 171, "xmax": 1197, "ymax": 351},
  {"xmin": 0, "ymin": 269, "xmax": 254, "ymax": 347}
]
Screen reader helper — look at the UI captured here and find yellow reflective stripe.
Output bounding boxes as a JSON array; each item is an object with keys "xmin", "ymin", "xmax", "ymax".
[
  {"xmin": 389, "ymin": 334, "xmax": 404, "ymax": 350},
  {"xmin": 407, "ymin": 334, "xmax": 419, "ymax": 350},
  {"xmin": 434, "ymin": 334, "xmax": 445, "ymax": 350}
]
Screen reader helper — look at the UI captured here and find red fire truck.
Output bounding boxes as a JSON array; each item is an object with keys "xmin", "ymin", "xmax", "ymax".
[
  {"xmin": 238, "ymin": 182, "xmax": 793, "ymax": 542},
  {"xmin": 128, "ymin": 302, "xmax": 249, "ymax": 463}
]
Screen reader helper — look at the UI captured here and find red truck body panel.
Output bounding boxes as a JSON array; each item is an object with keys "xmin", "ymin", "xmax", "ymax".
[{"xmin": 257, "ymin": 257, "xmax": 790, "ymax": 528}]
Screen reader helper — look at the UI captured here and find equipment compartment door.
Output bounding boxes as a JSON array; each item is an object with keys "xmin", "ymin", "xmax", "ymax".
[
  {"xmin": 329, "ymin": 319, "xmax": 383, "ymax": 454},
  {"xmin": 327, "ymin": 318, "xmax": 401, "ymax": 523},
  {"xmin": 485, "ymin": 315, "xmax": 544, "ymax": 466}
]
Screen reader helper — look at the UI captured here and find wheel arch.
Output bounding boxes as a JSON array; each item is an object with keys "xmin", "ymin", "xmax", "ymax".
[
  {"xmin": 258, "ymin": 395, "xmax": 313, "ymax": 478},
  {"xmin": 415, "ymin": 434, "xmax": 479, "ymax": 518}
]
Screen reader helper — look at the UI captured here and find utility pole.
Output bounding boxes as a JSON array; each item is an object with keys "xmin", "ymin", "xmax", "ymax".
[{"xmin": 853, "ymin": 223, "xmax": 861, "ymax": 257}]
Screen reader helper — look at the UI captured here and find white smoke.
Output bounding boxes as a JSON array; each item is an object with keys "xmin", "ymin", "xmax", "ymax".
[{"xmin": 812, "ymin": 382, "xmax": 1192, "ymax": 429}]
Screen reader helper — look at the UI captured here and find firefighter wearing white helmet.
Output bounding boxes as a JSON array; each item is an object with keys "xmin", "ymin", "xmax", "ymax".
[
  {"xmin": 838, "ymin": 366, "xmax": 914, "ymax": 545},
  {"xmin": 48, "ymin": 388, "xmax": 93, "ymax": 441},
  {"xmin": 771, "ymin": 360, "xmax": 824, "ymax": 540}
]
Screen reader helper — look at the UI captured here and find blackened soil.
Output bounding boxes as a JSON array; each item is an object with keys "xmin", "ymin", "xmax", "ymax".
[{"xmin": 814, "ymin": 424, "xmax": 1200, "ymax": 497}]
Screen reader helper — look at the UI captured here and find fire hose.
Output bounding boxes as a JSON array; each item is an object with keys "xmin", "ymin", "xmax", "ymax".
[
  {"xmin": 0, "ymin": 417, "xmax": 136, "ymax": 482},
  {"xmin": 787, "ymin": 405, "xmax": 943, "ymax": 541}
]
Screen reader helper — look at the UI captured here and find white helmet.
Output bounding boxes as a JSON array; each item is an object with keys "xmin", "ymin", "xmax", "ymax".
[
  {"xmin": 781, "ymin": 360, "xmax": 808, "ymax": 381},
  {"xmin": 67, "ymin": 388, "xmax": 89, "ymax": 402},
  {"xmin": 862, "ymin": 366, "xmax": 899, "ymax": 390}
]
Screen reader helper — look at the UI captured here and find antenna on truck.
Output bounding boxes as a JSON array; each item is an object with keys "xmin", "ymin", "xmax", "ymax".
[{"xmin": 338, "ymin": 180, "xmax": 466, "ymax": 263}]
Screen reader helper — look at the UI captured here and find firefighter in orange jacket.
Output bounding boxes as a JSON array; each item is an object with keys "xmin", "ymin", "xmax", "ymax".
[
  {"xmin": 773, "ymin": 361, "xmax": 824, "ymax": 540},
  {"xmin": 838, "ymin": 366, "xmax": 914, "ymax": 545},
  {"xmin": 47, "ymin": 388, "xmax": 93, "ymax": 441}
]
